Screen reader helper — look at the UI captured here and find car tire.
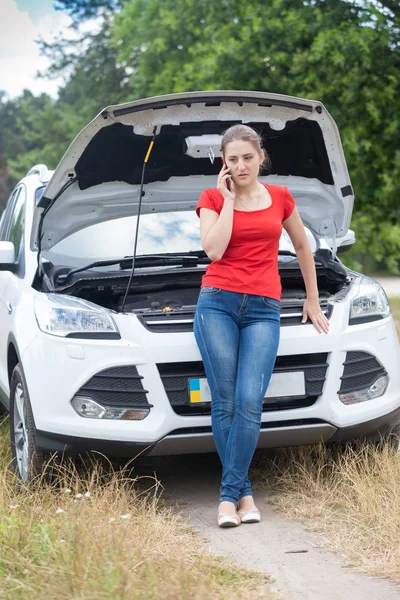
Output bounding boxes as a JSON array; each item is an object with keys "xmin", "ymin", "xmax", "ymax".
[{"xmin": 10, "ymin": 364, "xmax": 47, "ymax": 482}]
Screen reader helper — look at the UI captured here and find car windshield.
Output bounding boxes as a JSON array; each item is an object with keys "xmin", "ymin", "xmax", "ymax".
[
  {"xmin": 45, "ymin": 210, "xmax": 317, "ymax": 268},
  {"xmin": 45, "ymin": 211, "xmax": 202, "ymax": 267}
]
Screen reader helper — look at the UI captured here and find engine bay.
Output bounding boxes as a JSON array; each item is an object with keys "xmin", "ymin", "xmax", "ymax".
[{"xmin": 37, "ymin": 248, "xmax": 351, "ymax": 320}]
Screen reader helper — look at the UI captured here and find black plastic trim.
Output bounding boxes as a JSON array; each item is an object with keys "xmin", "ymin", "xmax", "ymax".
[
  {"xmin": 338, "ymin": 350, "xmax": 387, "ymax": 395},
  {"xmin": 0, "ymin": 263, "xmax": 19, "ymax": 273},
  {"xmin": 349, "ymin": 315, "xmax": 383, "ymax": 325},
  {"xmin": 37, "ymin": 195, "xmax": 51, "ymax": 209},
  {"xmin": 138, "ymin": 302, "xmax": 333, "ymax": 333},
  {"xmin": 35, "ymin": 430, "xmax": 155, "ymax": 458},
  {"xmin": 341, "ymin": 185, "xmax": 353, "ymax": 197},
  {"xmin": 66, "ymin": 332, "xmax": 121, "ymax": 340},
  {"xmin": 76, "ymin": 365, "xmax": 150, "ymax": 408},
  {"xmin": 158, "ymin": 355, "xmax": 328, "ymax": 415}
]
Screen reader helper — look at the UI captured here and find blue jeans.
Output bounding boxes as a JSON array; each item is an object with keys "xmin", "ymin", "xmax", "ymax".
[{"xmin": 194, "ymin": 287, "xmax": 280, "ymax": 505}]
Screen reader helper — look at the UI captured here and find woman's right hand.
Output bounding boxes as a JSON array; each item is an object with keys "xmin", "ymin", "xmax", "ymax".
[{"xmin": 217, "ymin": 164, "xmax": 236, "ymax": 203}]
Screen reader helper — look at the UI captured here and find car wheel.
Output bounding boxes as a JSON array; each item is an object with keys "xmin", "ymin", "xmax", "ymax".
[{"xmin": 10, "ymin": 364, "xmax": 46, "ymax": 481}]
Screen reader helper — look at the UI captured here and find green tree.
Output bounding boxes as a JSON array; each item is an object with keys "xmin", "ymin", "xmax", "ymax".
[
  {"xmin": 110, "ymin": 0, "xmax": 400, "ymax": 271},
  {"xmin": 0, "ymin": 91, "xmax": 69, "ymax": 211},
  {"xmin": 0, "ymin": 92, "xmax": 22, "ymax": 208},
  {"xmin": 2, "ymin": 0, "xmax": 399, "ymax": 272}
]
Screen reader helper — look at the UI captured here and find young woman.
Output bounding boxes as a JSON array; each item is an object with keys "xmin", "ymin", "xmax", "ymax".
[{"xmin": 193, "ymin": 124, "xmax": 329, "ymax": 528}]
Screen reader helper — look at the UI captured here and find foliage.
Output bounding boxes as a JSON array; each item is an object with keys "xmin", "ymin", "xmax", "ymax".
[
  {"xmin": 54, "ymin": 0, "xmax": 121, "ymax": 24},
  {"xmin": 342, "ymin": 213, "xmax": 400, "ymax": 275},
  {"xmin": 0, "ymin": 0, "xmax": 399, "ymax": 272}
]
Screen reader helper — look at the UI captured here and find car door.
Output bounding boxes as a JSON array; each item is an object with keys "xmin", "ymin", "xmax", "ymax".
[{"xmin": 0, "ymin": 185, "xmax": 26, "ymax": 403}]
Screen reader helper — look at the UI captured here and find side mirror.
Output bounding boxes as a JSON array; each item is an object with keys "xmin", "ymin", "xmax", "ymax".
[{"xmin": 0, "ymin": 242, "xmax": 18, "ymax": 272}]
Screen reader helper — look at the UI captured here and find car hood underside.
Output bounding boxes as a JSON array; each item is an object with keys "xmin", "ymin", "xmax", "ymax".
[{"xmin": 32, "ymin": 91, "xmax": 354, "ymax": 253}]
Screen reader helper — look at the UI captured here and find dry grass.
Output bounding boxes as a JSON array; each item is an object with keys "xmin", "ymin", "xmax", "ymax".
[
  {"xmin": 253, "ymin": 442, "xmax": 400, "ymax": 581},
  {"xmin": 0, "ymin": 422, "xmax": 276, "ymax": 600},
  {"xmin": 251, "ymin": 296, "xmax": 400, "ymax": 583}
]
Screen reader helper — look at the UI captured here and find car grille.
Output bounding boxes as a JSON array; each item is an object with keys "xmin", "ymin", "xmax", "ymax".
[
  {"xmin": 76, "ymin": 366, "xmax": 150, "ymax": 408},
  {"xmin": 138, "ymin": 300, "xmax": 333, "ymax": 333},
  {"xmin": 138, "ymin": 309, "xmax": 195, "ymax": 333},
  {"xmin": 157, "ymin": 353, "xmax": 328, "ymax": 416},
  {"xmin": 338, "ymin": 351, "xmax": 387, "ymax": 394}
]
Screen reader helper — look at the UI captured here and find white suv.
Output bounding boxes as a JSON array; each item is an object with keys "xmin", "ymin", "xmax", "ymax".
[{"xmin": 0, "ymin": 90, "xmax": 399, "ymax": 481}]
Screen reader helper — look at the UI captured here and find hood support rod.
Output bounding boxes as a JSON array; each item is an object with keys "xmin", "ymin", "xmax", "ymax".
[
  {"xmin": 36, "ymin": 177, "xmax": 77, "ymax": 280},
  {"xmin": 120, "ymin": 126, "xmax": 157, "ymax": 313}
]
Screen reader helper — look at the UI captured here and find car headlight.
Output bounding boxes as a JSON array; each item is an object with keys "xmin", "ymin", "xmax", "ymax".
[
  {"xmin": 34, "ymin": 293, "xmax": 120, "ymax": 338},
  {"xmin": 349, "ymin": 276, "xmax": 391, "ymax": 325}
]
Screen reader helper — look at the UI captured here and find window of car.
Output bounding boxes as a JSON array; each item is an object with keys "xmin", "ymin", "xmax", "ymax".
[
  {"xmin": 45, "ymin": 209, "xmax": 318, "ymax": 268},
  {"xmin": 0, "ymin": 187, "xmax": 22, "ymax": 242},
  {"xmin": 35, "ymin": 186, "xmax": 46, "ymax": 205},
  {"xmin": 5, "ymin": 186, "xmax": 26, "ymax": 258},
  {"xmin": 46, "ymin": 211, "xmax": 202, "ymax": 266}
]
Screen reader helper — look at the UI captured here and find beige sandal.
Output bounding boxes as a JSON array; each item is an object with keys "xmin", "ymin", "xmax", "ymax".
[
  {"xmin": 237, "ymin": 509, "xmax": 261, "ymax": 524},
  {"xmin": 217, "ymin": 512, "xmax": 241, "ymax": 528}
]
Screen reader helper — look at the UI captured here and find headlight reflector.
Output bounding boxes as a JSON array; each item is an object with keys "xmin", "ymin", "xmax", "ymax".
[
  {"xmin": 349, "ymin": 277, "xmax": 390, "ymax": 324},
  {"xmin": 34, "ymin": 293, "xmax": 119, "ymax": 338}
]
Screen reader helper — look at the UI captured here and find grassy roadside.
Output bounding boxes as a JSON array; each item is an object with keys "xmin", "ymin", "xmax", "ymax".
[
  {"xmin": 252, "ymin": 296, "xmax": 400, "ymax": 583},
  {"xmin": 1, "ymin": 299, "xmax": 398, "ymax": 597},
  {"xmin": 0, "ymin": 423, "xmax": 275, "ymax": 600},
  {"xmin": 253, "ymin": 443, "xmax": 400, "ymax": 582}
]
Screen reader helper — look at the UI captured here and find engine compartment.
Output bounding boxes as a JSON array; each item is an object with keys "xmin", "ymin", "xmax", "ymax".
[{"xmin": 38, "ymin": 250, "xmax": 351, "ymax": 317}]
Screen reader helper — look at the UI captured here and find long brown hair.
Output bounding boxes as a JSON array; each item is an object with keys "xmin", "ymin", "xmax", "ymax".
[{"xmin": 221, "ymin": 124, "xmax": 271, "ymax": 173}]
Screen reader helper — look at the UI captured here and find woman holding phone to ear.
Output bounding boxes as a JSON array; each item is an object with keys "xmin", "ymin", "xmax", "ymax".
[{"xmin": 193, "ymin": 124, "xmax": 329, "ymax": 528}]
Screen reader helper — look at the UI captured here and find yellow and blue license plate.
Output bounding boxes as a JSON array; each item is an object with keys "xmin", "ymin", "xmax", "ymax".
[
  {"xmin": 189, "ymin": 378, "xmax": 212, "ymax": 403},
  {"xmin": 189, "ymin": 372, "xmax": 305, "ymax": 404}
]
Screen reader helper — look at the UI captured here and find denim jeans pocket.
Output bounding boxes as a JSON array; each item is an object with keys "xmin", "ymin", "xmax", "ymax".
[
  {"xmin": 200, "ymin": 286, "xmax": 222, "ymax": 295},
  {"xmin": 262, "ymin": 297, "xmax": 280, "ymax": 311}
]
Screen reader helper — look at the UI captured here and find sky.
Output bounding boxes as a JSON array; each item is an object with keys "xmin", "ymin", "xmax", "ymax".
[{"xmin": 0, "ymin": 0, "xmax": 74, "ymax": 99}]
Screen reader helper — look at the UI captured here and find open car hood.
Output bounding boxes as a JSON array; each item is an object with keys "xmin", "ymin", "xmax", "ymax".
[{"xmin": 32, "ymin": 90, "xmax": 354, "ymax": 253}]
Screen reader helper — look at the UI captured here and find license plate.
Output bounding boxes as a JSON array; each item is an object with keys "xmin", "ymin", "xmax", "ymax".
[
  {"xmin": 265, "ymin": 371, "xmax": 305, "ymax": 398},
  {"xmin": 189, "ymin": 372, "xmax": 305, "ymax": 404},
  {"xmin": 189, "ymin": 378, "xmax": 212, "ymax": 403}
]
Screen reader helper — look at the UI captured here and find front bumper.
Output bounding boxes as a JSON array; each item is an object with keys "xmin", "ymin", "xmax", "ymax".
[
  {"xmin": 21, "ymin": 301, "xmax": 400, "ymax": 454},
  {"xmin": 35, "ymin": 406, "xmax": 400, "ymax": 457}
]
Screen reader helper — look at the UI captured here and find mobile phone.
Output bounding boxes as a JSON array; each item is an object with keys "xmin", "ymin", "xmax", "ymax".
[{"xmin": 221, "ymin": 158, "xmax": 231, "ymax": 191}]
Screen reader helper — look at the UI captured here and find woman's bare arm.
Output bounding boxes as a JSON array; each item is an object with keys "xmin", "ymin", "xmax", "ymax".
[
  {"xmin": 199, "ymin": 203, "xmax": 234, "ymax": 261},
  {"xmin": 199, "ymin": 165, "xmax": 236, "ymax": 262},
  {"xmin": 283, "ymin": 208, "xmax": 329, "ymax": 333}
]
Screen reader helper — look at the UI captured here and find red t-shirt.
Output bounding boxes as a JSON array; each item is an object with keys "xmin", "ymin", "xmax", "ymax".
[{"xmin": 196, "ymin": 184, "xmax": 296, "ymax": 300}]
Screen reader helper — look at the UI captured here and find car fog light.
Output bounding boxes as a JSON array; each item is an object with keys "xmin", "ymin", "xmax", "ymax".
[
  {"xmin": 72, "ymin": 396, "xmax": 106, "ymax": 418},
  {"xmin": 71, "ymin": 396, "xmax": 150, "ymax": 420},
  {"xmin": 103, "ymin": 407, "xmax": 150, "ymax": 420},
  {"xmin": 339, "ymin": 375, "xmax": 389, "ymax": 405}
]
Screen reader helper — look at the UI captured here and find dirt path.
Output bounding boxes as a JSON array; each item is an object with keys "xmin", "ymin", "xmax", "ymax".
[{"xmin": 137, "ymin": 454, "xmax": 400, "ymax": 600}]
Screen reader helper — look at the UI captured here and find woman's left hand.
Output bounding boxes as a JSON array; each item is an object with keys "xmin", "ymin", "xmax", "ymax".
[{"xmin": 302, "ymin": 297, "xmax": 330, "ymax": 333}]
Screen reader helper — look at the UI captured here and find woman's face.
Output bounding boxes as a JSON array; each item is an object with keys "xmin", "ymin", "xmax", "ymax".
[{"xmin": 223, "ymin": 140, "xmax": 264, "ymax": 188}]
